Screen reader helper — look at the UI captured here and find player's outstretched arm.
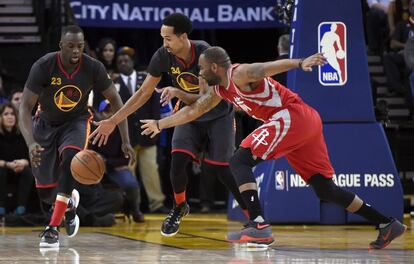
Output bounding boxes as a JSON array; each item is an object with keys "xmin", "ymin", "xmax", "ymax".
[
  {"xmin": 89, "ymin": 74, "xmax": 160, "ymax": 146},
  {"xmin": 235, "ymin": 53, "xmax": 327, "ymax": 84},
  {"xmin": 140, "ymin": 77, "xmax": 221, "ymax": 138},
  {"xmin": 157, "ymin": 86, "xmax": 201, "ymax": 106},
  {"xmin": 101, "ymin": 84, "xmax": 136, "ymax": 164}
]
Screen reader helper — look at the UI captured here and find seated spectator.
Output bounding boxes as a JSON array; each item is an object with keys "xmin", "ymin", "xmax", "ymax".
[
  {"xmin": 366, "ymin": 0, "xmax": 392, "ymax": 54},
  {"xmin": 383, "ymin": 0, "xmax": 414, "ymax": 95},
  {"xmin": 91, "ymin": 100, "xmax": 144, "ymax": 223},
  {"xmin": 96, "ymin": 38, "xmax": 117, "ymax": 78},
  {"xmin": 9, "ymin": 89, "xmax": 23, "ymax": 111},
  {"xmin": 403, "ymin": 36, "xmax": 414, "ymax": 110},
  {"xmin": 388, "ymin": 0, "xmax": 411, "ymax": 36},
  {"xmin": 91, "ymin": 38, "xmax": 118, "ymax": 111},
  {"xmin": 0, "ymin": 74, "xmax": 8, "ymax": 104},
  {"xmin": 75, "ymin": 183, "xmax": 124, "ymax": 227},
  {"xmin": 272, "ymin": 34, "xmax": 290, "ymax": 86},
  {"xmin": 0, "ymin": 103, "xmax": 33, "ymax": 217}
]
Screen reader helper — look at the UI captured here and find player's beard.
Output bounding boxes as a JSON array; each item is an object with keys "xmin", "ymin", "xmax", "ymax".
[{"xmin": 206, "ymin": 75, "xmax": 221, "ymax": 86}]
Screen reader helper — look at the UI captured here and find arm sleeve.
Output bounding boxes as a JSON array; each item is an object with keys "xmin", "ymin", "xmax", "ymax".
[
  {"xmin": 147, "ymin": 48, "xmax": 168, "ymax": 77},
  {"xmin": 25, "ymin": 62, "xmax": 48, "ymax": 94},
  {"xmin": 94, "ymin": 61, "xmax": 113, "ymax": 93}
]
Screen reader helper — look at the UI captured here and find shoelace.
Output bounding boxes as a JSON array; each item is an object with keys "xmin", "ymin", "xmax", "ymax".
[
  {"xmin": 165, "ymin": 206, "xmax": 185, "ymax": 225},
  {"xmin": 39, "ymin": 228, "xmax": 58, "ymax": 238}
]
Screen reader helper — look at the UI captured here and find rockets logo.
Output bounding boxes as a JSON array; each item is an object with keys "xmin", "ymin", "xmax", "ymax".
[{"xmin": 318, "ymin": 22, "xmax": 347, "ymax": 86}]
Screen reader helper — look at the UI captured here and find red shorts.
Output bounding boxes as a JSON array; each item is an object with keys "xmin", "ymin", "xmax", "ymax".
[{"xmin": 240, "ymin": 103, "xmax": 334, "ymax": 182}]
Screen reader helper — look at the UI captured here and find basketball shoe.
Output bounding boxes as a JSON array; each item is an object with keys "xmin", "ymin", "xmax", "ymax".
[
  {"xmin": 227, "ymin": 221, "xmax": 275, "ymax": 246},
  {"xmin": 39, "ymin": 226, "xmax": 59, "ymax": 248},
  {"xmin": 160, "ymin": 202, "xmax": 189, "ymax": 237},
  {"xmin": 65, "ymin": 189, "xmax": 80, "ymax": 238},
  {"xmin": 369, "ymin": 218, "xmax": 407, "ymax": 250}
]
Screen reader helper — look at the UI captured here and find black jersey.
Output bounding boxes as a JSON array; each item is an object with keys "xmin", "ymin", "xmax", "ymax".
[
  {"xmin": 25, "ymin": 52, "xmax": 112, "ymax": 124},
  {"xmin": 147, "ymin": 40, "xmax": 232, "ymax": 122}
]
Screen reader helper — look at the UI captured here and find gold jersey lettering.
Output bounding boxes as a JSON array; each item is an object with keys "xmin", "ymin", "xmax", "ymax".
[
  {"xmin": 51, "ymin": 77, "xmax": 62, "ymax": 85},
  {"xmin": 171, "ymin": 67, "xmax": 181, "ymax": 75}
]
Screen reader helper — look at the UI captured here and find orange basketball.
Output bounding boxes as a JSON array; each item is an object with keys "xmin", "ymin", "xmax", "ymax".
[{"xmin": 70, "ymin": 150, "xmax": 105, "ymax": 185}]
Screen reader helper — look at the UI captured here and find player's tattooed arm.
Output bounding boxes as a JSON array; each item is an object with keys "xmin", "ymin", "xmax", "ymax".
[
  {"xmin": 236, "ymin": 53, "xmax": 327, "ymax": 83},
  {"xmin": 141, "ymin": 77, "xmax": 221, "ymax": 137},
  {"xmin": 159, "ymin": 83, "xmax": 221, "ymax": 129}
]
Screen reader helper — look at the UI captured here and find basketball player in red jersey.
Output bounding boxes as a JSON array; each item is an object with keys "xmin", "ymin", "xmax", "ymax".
[{"xmin": 141, "ymin": 46, "xmax": 406, "ymax": 250}]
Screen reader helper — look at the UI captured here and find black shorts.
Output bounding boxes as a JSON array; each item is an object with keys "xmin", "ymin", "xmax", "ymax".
[
  {"xmin": 32, "ymin": 116, "xmax": 91, "ymax": 188},
  {"xmin": 171, "ymin": 111, "xmax": 235, "ymax": 165}
]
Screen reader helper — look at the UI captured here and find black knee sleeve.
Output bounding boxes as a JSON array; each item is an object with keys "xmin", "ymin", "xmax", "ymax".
[
  {"xmin": 58, "ymin": 148, "xmax": 78, "ymax": 196},
  {"xmin": 229, "ymin": 148, "xmax": 263, "ymax": 186},
  {"xmin": 309, "ymin": 174, "xmax": 355, "ymax": 208},
  {"xmin": 170, "ymin": 152, "xmax": 193, "ymax": 193},
  {"xmin": 202, "ymin": 162, "xmax": 247, "ymax": 209},
  {"xmin": 37, "ymin": 188, "xmax": 56, "ymax": 204}
]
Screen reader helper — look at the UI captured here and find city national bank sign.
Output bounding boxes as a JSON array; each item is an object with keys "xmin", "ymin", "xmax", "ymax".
[{"xmin": 69, "ymin": 0, "xmax": 281, "ymax": 29}]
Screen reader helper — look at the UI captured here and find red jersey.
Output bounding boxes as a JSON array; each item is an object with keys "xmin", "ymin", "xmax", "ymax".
[
  {"xmin": 213, "ymin": 64, "xmax": 302, "ymax": 122},
  {"xmin": 213, "ymin": 64, "xmax": 335, "ymax": 180}
]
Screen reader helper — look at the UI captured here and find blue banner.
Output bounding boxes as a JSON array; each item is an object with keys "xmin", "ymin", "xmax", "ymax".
[
  {"xmin": 69, "ymin": 0, "xmax": 282, "ymax": 29},
  {"xmin": 287, "ymin": 0, "xmax": 375, "ymax": 122}
]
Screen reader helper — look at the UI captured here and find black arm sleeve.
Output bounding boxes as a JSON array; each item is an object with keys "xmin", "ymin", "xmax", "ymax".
[
  {"xmin": 146, "ymin": 48, "xmax": 169, "ymax": 77},
  {"xmin": 25, "ymin": 62, "xmax": 48, "ymax": 94},
  {"xmin": 94, "ymin": 61, "xmax": 113, "ymax": 93}
]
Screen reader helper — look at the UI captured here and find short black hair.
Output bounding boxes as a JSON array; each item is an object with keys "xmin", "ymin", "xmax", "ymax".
[
  {"xmin": 202, "ymin": 46, "xmax": 232, "ymax": 68},
  {"xmin": 61, "ymin": 25, "xmax": 84, "ymax": 38},
  {"xmin": 163, "ymin": 13, "xmax": 193, "ymax": 35}
]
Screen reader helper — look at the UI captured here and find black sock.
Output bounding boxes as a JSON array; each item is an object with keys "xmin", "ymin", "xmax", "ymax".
[
  {"xmin": 354, "ymin": 203, "xmax": 390, "ymax": 225},
  {"xmin": 241, "ymin": 189, "xmax": 263, "ymax": 222}
]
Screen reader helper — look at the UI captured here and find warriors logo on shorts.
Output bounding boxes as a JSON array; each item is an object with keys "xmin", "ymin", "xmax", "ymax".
[{"xmin": 54, "ymin": 85, "xmax": 82, "ymax": 112}]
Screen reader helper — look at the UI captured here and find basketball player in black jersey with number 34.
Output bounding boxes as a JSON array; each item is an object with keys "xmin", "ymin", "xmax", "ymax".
[
  {"xmin": 90, "ymin": 13, "xmax": 248, "ymax": 237},
  {"xmin": 19, "ymin": 25, "xmax": 135, "ymax": 248}
]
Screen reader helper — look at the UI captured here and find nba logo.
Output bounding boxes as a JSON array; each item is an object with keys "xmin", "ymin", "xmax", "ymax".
[
  {"xmin": 318, "ymin": 22, "xmax": 347, "ymax": 86},
  {"xmin": 275, "ymin": 171, "xmax": 285, "ymax": 190}
]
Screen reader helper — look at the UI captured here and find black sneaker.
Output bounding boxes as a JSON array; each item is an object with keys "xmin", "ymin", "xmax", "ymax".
[
  {"xmin": 39, "ymin": 226, "xmax": 59, "ymax": 248},
  {"xmin": 65, "ymin": 189, "xmax": 80, "ymax": 238},
  {"xmin": 369, "ymin": 218, "xmax": 407, "ymax": 250},
  {"xmin": 160, "ymin": 202, "xmax": 189, "ymax": 237}
]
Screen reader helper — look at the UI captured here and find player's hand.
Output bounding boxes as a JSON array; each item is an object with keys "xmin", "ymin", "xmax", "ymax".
[
  {"xmin": 89, "ymin": 119, "xmax": 117, "ymax": 147},
  {"xmin": 29, "ymin": 143, "xmax": 44, "ymax": 167},
  {"xmin": 121, "ymin": 143, "xmax": 136, "ymax": 167},
  {"xmin": 301, "ymin": 53, "xmax": 327, "ymax": 71},
  {"xmin": 140, "ymin": 119, "xmax": 161, "ymax": 138},
  {"xmin": 156, "ymin": 86, "xmax": 179, "ymax": 107},
  {"xmin": 12, "ymin": 159, "xmax": 28, "ymax": 173}
]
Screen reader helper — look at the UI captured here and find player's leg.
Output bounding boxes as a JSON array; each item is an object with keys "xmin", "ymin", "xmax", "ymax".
[
  {"xmin": 290, "ymin": 127, "xmax": 406, "ymax": 250},
  {"xmin": 160, "ymin": 123, "xmax": 202, "ymax": 236},
  {"xmin": 308, "ymin": 175, "xmax": 406, "ymax": 249},
  {"xmin": 40, "ymin": 147, "xmax": 79, "ymax": 248},
  {"xmin": 227, "ymin": 147, "xmax": 273, "ymax": 245},
  {"xmin": 160, "ymin": 151, "xmax": 192, "ymax": 236},
  {"xmin": 204, "ymin": 113, "xmax": 249, "ymax": 217},
  {"xmin": 45, "ymin": 117, "xmax": 90, "ymax": 243}
]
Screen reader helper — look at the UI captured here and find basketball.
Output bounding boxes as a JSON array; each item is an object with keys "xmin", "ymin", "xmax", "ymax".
[
  {"xmin": 336, "ymin": 50, "xmax": 345, "ymax": 59},
  {"xmin": 70, "ymin": 150, "xmax": 105, "ymax": 185}
]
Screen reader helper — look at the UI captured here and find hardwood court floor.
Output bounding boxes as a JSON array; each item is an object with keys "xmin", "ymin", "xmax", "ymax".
[{"xmin": 0, "ymin": 213, "xmax": 413, "ymax": 263}]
